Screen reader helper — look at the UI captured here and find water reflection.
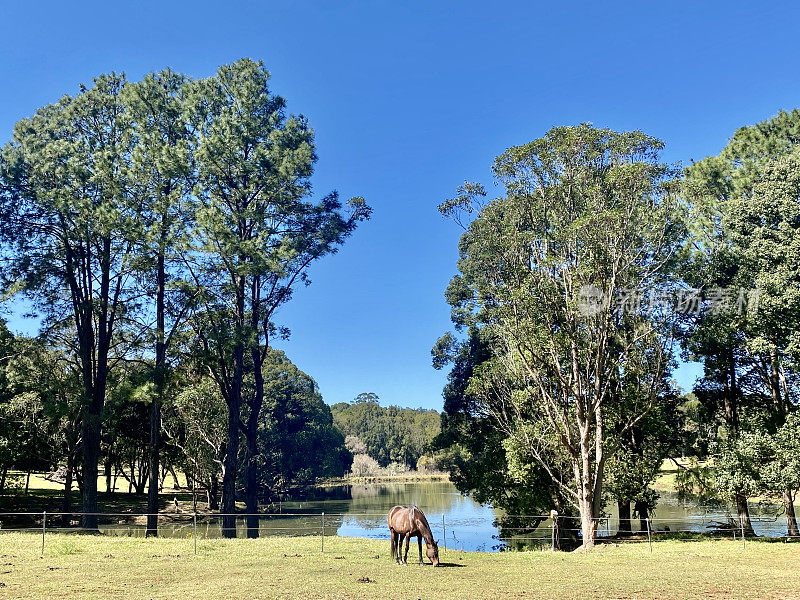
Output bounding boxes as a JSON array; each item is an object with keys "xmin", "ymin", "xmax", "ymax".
[{"xmin": 95, "ymin": 482, "xmax": 796, "ymax": 551}]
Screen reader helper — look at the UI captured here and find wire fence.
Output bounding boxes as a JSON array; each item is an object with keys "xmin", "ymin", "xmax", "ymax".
[{"xmin": 1, "ymin": 511, "xmax": 798, "ymax": 556}]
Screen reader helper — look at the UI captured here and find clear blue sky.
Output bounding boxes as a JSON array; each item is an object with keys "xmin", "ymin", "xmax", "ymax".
[{"xmin": 2, "ymin": 0, "xmax": 798, "ymax": 409}]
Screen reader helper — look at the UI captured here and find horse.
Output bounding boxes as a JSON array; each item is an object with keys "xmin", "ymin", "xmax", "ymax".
[{"xmin": 387, "ymin": 505, "xmax": 439, "ymax": 566}]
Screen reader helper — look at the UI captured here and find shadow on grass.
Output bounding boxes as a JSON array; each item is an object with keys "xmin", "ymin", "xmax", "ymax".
[{"xmin": 0, "ymin": 488, "xmax": 198, "ymax": 528}]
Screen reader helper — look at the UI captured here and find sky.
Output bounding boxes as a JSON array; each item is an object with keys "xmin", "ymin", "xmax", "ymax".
[{"xmin": 1, "ymin": 0, "xmax": 799, "ymax": 410}]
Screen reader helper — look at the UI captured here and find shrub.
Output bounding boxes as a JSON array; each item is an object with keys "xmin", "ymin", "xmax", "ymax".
[
  {"xmin": 416, "ymin": 454, "xmax": 440, "ymax": 472},
  {"xmin": 385, "ymin": 461, "xmax": 409, "ymax": 476},
  {"xmin": 350, "ymin": 453, "xmax": 381, "ymax": 477}
]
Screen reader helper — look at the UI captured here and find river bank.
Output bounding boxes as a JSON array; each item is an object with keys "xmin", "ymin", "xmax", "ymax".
[{"xmin": 319, "ymin": 471, "xmax": 450, "ymax": 486}]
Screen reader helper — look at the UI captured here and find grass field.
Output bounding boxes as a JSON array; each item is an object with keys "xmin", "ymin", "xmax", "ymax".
[{"xmin": 0, "ymin": 533, "xmax": 798, "ymax": 599}]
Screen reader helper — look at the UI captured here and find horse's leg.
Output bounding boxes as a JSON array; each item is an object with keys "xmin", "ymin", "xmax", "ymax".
[
  {"xmin": 403, "ymin": 533, "xmax": 410, "ymax": 565},
  {"xmin": 390, "ymin": 529, "xmax": 395, "ymax": 561},
  {"xmin": 418, "ymin": 535, "xmax": 423, "ymax": 565}
]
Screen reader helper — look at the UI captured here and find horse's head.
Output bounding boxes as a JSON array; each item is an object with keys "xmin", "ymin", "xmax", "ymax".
[{"xmin": 426, "ymin": 539, "xmax": 439, "ymax": 567}]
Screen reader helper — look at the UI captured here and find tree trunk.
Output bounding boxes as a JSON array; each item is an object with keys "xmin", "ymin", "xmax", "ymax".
[
  {"xmin": 24, "ymin": 471, "xmax": 31, "ymax": 495},
  {"xmin": 617, "ymin": 500, "xmax": 631, "ymax": 535},
  {"xmin": 209, "ymin": 476, "xmax": 220, "ymax": 511},
  {"xmin": 221, "ymin": 403, "xmax": 240, "ymax": 538},
  {"xmin": 81, "ymin": 367, "xmax": 109, "ymax": 531},
  {"xmin": 62, "ymin": 452, "xmax": 74, "ymax": 527},
  {"xmin": 105, "ymin": 454, "xmax": 113, "ymax": 496},
  {"xmin": 221, "ymin": 329, "xmax": 244, "ymax": 539},
  {"xmin": 735, "ymin": 492, "xmax": 755, "ymax": 536},
  {"xmin": 0, "ymin": 465, "xmax": 7, "ymax": 493},
  {"xmin": 147, "ymin": 248, "xmax": 166, "ymax": 537},
  {"xmin": 783, "ymin": 490, "xmax": 798, "ymax": 537},
  {"xmin": 81, "ymin": 411, "xmax": 102, "ymax": 530},
  {"xmin": 242, "ymin": 278, "xmax": 268, "ymax": 539},
  {"xmin": 244, "ymin": 318, "xmax": 266, "ymax": 539},
  {"xmin": 579, "ymin": 497, "xmax": 598, "ymax": 547},
  {"xmin": 169, "ymin": 466, "xmax": 181, "ymax": 490},
  {"xmin": 721, "ymin": 352, "xmax": 757, "ymax": 537},
  {"xmin": 634, "ymin": 499, "xmax": 649, "ymax": 533},
  {"xmin": 244, "ymin": 429, "xmax": 260, "ymax": 539},
  {"xmin": 220, "ymin": 272, "xmax": 247, "ymax": 539},
  {"xmin": 146, "ymin": 390, "xmax": 162, "ymax": 534},
  {"xmin": 135, "ymin": 467, "xmax": 147, "ymax": 495}
]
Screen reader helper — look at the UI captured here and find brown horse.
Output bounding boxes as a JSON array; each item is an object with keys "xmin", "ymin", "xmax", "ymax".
[{"xmin": 387, "ymin": 505, "xmax": 439, "ymax": 566}]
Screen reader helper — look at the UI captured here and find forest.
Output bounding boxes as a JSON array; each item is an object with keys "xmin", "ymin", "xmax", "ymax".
[{"xmin": 331, "ymin": 392, "xmax": 441, "ymax": 473}]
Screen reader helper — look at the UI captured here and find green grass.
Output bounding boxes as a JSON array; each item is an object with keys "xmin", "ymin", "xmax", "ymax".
[{"xmin": 0, "ymin": 533, "xmax": 798, "ymax": 599}]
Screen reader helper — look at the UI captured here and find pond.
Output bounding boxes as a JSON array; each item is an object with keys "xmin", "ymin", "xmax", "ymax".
[{"xmin": 97, "ymin": 480, "xmax": 796, "ymax": 550}]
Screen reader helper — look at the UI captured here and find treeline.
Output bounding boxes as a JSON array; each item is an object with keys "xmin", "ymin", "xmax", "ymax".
[
  {"xmin": 0, "ymin": 333, "xmax": 348, "ymax": 502},
  {"xmin": 434, "ymin": 116, "xmax": 800, "ymax": 548},
  {"xmin": 0, "ymin": 59, "xmax": 369, "ymax": 538},
  {"xmin": 330, "ymin": 393, "xmax": 441, "ymax": 473}
]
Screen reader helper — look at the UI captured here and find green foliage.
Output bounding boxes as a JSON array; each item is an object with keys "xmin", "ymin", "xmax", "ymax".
[
  {"xmin": 433, "ymin": 326, "xmax": 561, "ymax": 526},
  {"xmin": 682, "ymin": 110, "xmax": 800, "ymax": 528},
  {"xmin": 166, "ymin": 374, "xmax": 228, "ymax": 498},
  {"xmin": 674, "ymin": 457, "xmax": 718, "ymax": 504},
  {"xmin": 437, "ymin": 124, "xmax": 684, "ymax": 545},
  {"xmin": 256, "ymin": 349, "xmax": 349, "ymax": 492},
  {"xmin": 713, "ymin": 413, "xmax": 800, "ymax": 501},
  {"xmin": 330, "ymin": 395, "xmax": 440, "ymax": 468},
  {"xmin": 0, "ymin": 60, "xmax": 368, "ymax": 517},
  {"xmin": 0, "ymin": 325, "xmax": 81, "ymax": 482}
]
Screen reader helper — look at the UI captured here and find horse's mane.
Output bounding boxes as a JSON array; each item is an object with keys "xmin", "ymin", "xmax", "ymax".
[{"xmin": 411, "ymin": 505, "xmax": 433, "ymax": 539}]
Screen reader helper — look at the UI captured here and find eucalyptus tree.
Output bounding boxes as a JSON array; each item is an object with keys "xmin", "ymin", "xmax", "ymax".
[
  {"xmin": 712, "ymin": 409, "xmax": 800, "ymax": 537},
  {"xmin": 0, "ymin": 75, "xmax": 140, "ymax": 529},
  {"xmin": 433, "ymin": 327, "xmax": 573, "ymax": 545},
  {"xmin": 124, "ymin": 69, "xmax": 194, "ymax": 535},
  {"xmin": 438, "ymin": 125, "xmax": 685, "ymax": 547},
  {"xmin": 184, "ymin": 59, "xmax": 369, "ymax": 537},
  {"xmin": 163, "ymin": 373, "xmax": 228, "ymax": 510}
]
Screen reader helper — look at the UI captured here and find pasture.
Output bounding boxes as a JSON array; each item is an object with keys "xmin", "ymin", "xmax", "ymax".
[{"xmin": 0, "ymin": 533, "xmax": 797, "ymax": 599}]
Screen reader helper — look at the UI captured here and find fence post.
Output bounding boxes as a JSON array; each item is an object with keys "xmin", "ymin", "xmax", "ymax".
[
  {"xmin": 193, "ymin": 511, "xmax": 197, "ymax": 555},
  {"xmin": 442, "ymin": 514, "xmax": 446, "ymax": 552},
  {"xmin": 740, "ymin": 516, "xmax": 746, "ymax": 549},
  {"xmin": 321, "ymin": 512, "xmax": 325, "ymax": 553},
  {"xmin": 550, "ymin": 510, "xmax": 558, "ymax": 551},
  {"xmin": 41, "ymin": 511, "xmax": 46, "ymax": 556},
  {"xmin": 645, "ymin": 517, "xmax": 652, "ymax": 553}
]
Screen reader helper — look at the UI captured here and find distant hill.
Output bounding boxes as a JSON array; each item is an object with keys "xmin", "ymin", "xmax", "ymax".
[{"xmin": 330, "ymin": 395, "xmax": 441, "ymax": 468}]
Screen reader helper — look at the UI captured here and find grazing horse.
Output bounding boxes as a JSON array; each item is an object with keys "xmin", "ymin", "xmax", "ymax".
[{"xmin": 387, "ymin": 505, "xmax": 439, "ymax": 566}]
